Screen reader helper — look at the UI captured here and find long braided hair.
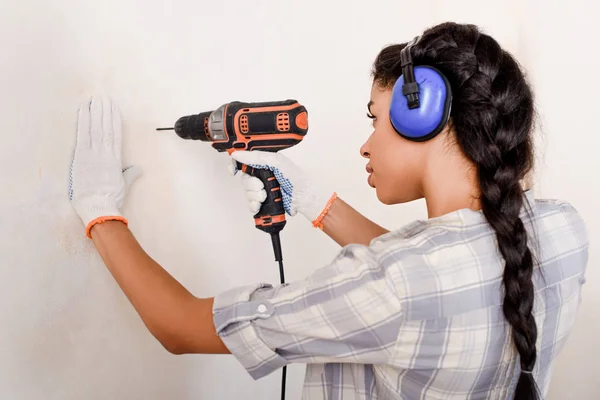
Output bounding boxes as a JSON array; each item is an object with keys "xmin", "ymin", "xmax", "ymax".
[{"xmin": 373, "ymin": 22, "xmax": 538, "ymax": 399}]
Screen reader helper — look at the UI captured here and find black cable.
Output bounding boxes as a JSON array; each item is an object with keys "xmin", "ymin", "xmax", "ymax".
[
  {"xmin": 281, "ymin": 365, "xmax": 287, "ymax": 400},
  {"xmin": 271, "ymin": 233, "xmax": 287, "ymax": 400},
  {"xmin": 278, "ymin": 259, "xmax": 285, "ymax": 284},
  {"xmin": 278, "ymin": 258, "xmax": 286, "ymax": 400}
]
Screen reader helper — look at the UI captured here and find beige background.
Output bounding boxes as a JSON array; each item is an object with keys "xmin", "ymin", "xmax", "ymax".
[{"xmin": 0, "ymin": 0, "xmax": 597, "ymax": 398}]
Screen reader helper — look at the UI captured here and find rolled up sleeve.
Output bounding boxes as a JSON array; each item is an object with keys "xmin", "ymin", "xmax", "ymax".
[{"xmin": 212, "ymin": 244, "xmax": 403, "ymax": 380}]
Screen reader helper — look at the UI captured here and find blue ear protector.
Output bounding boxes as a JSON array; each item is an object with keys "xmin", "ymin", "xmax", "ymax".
[{"xmin": 389, "ymin": 36, "xmax": 453, "ymax": 142}]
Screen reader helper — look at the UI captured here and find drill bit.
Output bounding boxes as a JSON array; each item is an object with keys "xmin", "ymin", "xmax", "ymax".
[{"xmin": 156, "ymin": 127, "xmax": 174, "ymax": 131}]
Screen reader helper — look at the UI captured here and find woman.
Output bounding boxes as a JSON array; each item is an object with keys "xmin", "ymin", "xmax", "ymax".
[{"xmin": 69, "ymin": 22, "xmax": 588, "ymax": 399}]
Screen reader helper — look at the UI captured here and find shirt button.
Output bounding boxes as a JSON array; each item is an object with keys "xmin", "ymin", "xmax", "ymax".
[{"xmin": 257, "ymin": 304, "xmax": 267, "ymax": 313}]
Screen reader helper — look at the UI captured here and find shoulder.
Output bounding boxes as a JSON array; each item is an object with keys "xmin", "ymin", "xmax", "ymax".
[
  {"xmin": 532, "ymin": 197, "xmax": 588, "ymax": 243},
  {"xmin": 529, "ymin": 195, "xmax": 589, "ymax": 262},
  {"xmin": 360, "ymin": 214, "xmax": 502, "ymax": 318},
  {"xmin": 528, "ymin": 196, "xmax": 589, "ymax": 277}
]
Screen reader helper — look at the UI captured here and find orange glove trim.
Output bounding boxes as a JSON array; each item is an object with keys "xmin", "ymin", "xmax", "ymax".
[
  {"xmin": 312, "ymin": 192, "xmax": 338, "ymax": 230},
  {"xmin": 86, "ymin": 216, "xmax": 129, "ymax": 238}
]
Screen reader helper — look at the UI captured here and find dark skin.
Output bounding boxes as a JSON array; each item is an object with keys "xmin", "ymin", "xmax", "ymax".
[{"xmin": 91, "ymin": 220, "xmax": 228, "ymax": 354}]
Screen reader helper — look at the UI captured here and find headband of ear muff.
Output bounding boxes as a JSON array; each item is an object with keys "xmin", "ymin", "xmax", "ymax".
[{"xmin": 389, "ymin": 36, "xmax": 453, "ymax": 142}]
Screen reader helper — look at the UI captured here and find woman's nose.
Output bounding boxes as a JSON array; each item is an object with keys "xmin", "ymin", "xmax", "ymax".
[{"xmin": 360, "ymin": 141, "xmax": 370, "ymax": 159}]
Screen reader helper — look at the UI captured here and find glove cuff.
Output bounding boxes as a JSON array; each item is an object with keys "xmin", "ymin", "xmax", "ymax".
[
  {"xmin": 86, "ymin": 216, "xmax": 129, "ymax": 238},
  {"xmin": 311, "ymin": 193, "xmax": 338, "ymax": 229},
  {"xmin": 74, "ymin": 197, "xmax": 125, "ymax": 238},
  {"xmin": 298, "ymin": 185, "xmax": 337, "ymax": 225}
]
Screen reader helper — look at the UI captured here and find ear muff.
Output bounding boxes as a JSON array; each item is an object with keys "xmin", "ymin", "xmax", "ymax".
[{"xmin": 389, "ymin": 37, "xmax": 453, "ymax": 142}]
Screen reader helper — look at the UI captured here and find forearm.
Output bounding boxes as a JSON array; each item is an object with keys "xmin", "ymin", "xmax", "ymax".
[
  {"xmin": 321, "ymin": 197, "xmax": 389, "ymax": 247},
  {"xmin": 90, "ymin": 221, "xmax": 228, "ymax": 354}
]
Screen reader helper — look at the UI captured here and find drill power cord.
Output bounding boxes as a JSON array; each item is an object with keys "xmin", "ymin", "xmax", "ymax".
[{"xmin": 271, "ymin": 232, "xmax": 287, "ymax": 400}]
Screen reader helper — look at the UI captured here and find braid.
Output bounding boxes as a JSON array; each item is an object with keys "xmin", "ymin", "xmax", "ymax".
[
  {"xmin": 373, "ymin": 23, "xmax": 538, "ymax": 399},
  {"xmin": 466, "ymin": 39, "xmax": 539, "ymax": 398}
]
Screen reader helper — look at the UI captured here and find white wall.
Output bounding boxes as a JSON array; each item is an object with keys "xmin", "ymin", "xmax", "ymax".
[{"xmin": 0, "ymin": 0, "xmax": 597, "ymax": 399}]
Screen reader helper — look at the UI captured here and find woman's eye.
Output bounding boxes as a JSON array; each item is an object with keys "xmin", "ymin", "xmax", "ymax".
[{"xmin": 366, "ymin": 112, "xmax": 376, "ymax": 126}]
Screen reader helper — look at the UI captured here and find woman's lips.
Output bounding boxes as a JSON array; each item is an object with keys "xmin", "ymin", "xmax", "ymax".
[{"xmin": 366, "ymin": 165, "xmax": 374, "ymax": 187}]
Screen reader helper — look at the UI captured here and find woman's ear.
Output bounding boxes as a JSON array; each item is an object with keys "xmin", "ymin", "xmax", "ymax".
[{"xmin": 521, "ymin": 169, "xmax": 534, "ymax": 191}]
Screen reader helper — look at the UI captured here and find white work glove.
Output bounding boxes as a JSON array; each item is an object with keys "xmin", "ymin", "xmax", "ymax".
[
  {"xmin": 69, "ymin": 96, "xmax": 142, "ymax": 238},
  {"xmin": 229, "ymin": 151, "xmax": 336, "ymax": 226}
]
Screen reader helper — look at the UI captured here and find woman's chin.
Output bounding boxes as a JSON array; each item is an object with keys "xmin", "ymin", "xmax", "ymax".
[
  {"xmin": 375, "ymin": 187, "xmax": 419, "ymax": 206},
  {"xmin": 375, "ymin": 188, "xmax": 395, "ymax": 205}
]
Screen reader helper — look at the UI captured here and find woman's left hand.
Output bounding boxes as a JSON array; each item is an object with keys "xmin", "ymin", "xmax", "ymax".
[{"xmin": 69, "ymin": 96, "xmax": 142, "ymax": 238}]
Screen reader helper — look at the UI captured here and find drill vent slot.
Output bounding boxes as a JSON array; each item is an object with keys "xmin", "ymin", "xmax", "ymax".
[
  {"xmin": 240, "ymin": 115, "xmax": 249, "ymax": 133},
  {"xmin": 277, "ymin": 113, "xmax": 290, "ymax": 131},
  {"xmin": 204, "ymin": 117, "xmax": 209, "ymax": 135}
]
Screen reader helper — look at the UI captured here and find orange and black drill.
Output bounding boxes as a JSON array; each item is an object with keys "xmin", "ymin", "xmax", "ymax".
[
  {"xmin": 157, "ymin": 99, "xmax": 308, "ymax": 266},
  {"xmin": 159, "ymin": 100, "xmax": 308, "ymax": 400}
]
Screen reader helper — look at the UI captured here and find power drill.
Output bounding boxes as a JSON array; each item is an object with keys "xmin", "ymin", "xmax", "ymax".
[
  {"xmin": 158, "ymin": 99, "xmax": 307, "ymax": 400},
  {"xmin": 158, "ymin": 99, "xmax": 307, "ymax": 263}
]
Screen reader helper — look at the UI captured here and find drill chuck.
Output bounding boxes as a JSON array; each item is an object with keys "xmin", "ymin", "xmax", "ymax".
[
  {"xmin": 172, "ymin": 103, "xmax": 229, "ymax": 142},
  {"xmin": 173, "ymin": 111, "xmax": 212, "ymax": 141}
]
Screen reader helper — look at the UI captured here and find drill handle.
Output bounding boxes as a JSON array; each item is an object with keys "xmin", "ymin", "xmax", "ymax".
[{"xmin": 236, "ymin": 162, "xmax": 287, "ymax": 235}]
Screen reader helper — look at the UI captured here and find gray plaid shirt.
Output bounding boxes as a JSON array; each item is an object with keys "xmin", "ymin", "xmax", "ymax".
[{"xmin": 213, "ymin": 191, "xmax": 588, "ymax": 399}]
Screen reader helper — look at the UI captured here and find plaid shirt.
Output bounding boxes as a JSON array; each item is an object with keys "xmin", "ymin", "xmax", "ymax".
[{"xmin": 213, "ymin": 191, "xmax": 588, "ymax": 399}]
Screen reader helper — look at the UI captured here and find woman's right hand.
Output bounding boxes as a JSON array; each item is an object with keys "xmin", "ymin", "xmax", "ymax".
[{"xmin": 229, "ymin": 151, "xmax": 335, "ymax": 226}]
